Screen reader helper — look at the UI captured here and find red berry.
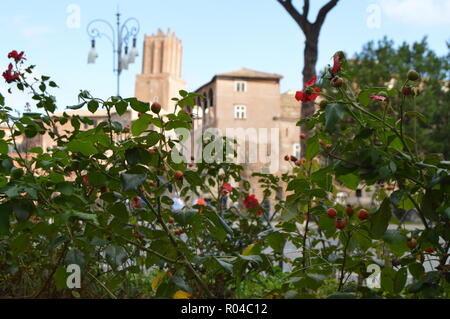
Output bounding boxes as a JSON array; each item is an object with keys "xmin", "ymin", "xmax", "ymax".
[
  {"xmin": 168, "ymin": 217, "xmax": 175, "ymax": 224},
  {"xmin": 331, "ymin": 77, "xmax": 344, "ymax": 88},
  {"xmin": 138, "ymin": 112, "xmax": 142, "ymax": 117},
  {"xmin": 327, "ymin": 208, "xmax": 337, "ymax": 219},
  {"xmin": 424, "ymin": 247, "xmax": 436, "ymax": 253},
  {"xmin": 407, "ymin": 238, "xmax": 417, "ymax": 249},
  {"xmin": 151, "ymin": 102, "xmax": 161, "ymax": 114},
  {"xmin": 335, "ymin": 218, "xmax": 347, "ymax": 230},
  {"xmin": 174, "ymin": 170, "xmax": 184, "ymax": 180},
  {"xmin": 284, "ymin": 155, "xmax": 290, "ymax": 161},
  {"xmin": 175, "ymin": 228, "xmax": 184, "ymax": 235},
  {"xmin": 358, "ymin": 209, "xmax": 369, "ymax": 220},
  {"xmin": 386, "ymin": 185, "xmax": 394, "ymax": 191},
  {"xmin": 345, "ymin": 205, "xmax": 354, "ymax": 217},
  {"xmin": 148, "ymin": 148, "xmax": 157, "ymax": 155},
  {"xmin": 300, "ymin": 133, "xmax": 306, "ymax": 139},
  {"xmin": 290, "ymin": 155, "xmax": 297, "ymax": 162}
]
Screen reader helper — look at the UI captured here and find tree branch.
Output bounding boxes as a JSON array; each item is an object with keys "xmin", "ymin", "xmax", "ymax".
[
  {"xmin": 314, "ymin": 0, "xmax": 340, "ymax": 28},
  {"xmin": 277, "ymin": 0, "xmax": 310, "ymax": 31},
  {"xmin": 302, "ymin": 0, "xmax": 310, "ymax": 19}
]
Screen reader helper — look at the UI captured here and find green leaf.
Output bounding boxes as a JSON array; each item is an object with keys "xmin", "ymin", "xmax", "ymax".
[
  {"xmin": 325, "ymin": 103, "xmax": 345, "ymax": 132},
  {"xmin": 87, "ymin": 100, "xmax": 99, "ymax": 113},
  {"xmin": 358, "ymin": 91, "xmax": 370, "ymax": 107},
  {"xmin": 172, "ymin": 210, "xmax": 196, "ymax": 225},
  {"xmin": 67, "ymin": 140, "xmax": 97, "ymax": 156},
  {"xmin": 125, "ymin": 148, "xmax": 141, "ymax": 166},
  {"xmin": 127, "ymin": 98, "xmax": 150, "ymax": 112},
  {"xmin": 56, "ymin": 182, "xmax": 74, "ymax": 196},
  {"xmin": 0, "ymin": 203, "xmax": 11, "ymax": 235},
  {"xmin": 183, "ymin": 170, "xmax": 202, "ymax": 186},
  {"xmin": 54, "ymin": 267, "xmax": 68, "ymax": 291},
  {"xmin": 405, "ymin": 111, "xmax": 428, "ymax": 124},
  {"xmin": 108, "ymin": 202, "xmax": 129, "ymax": 222},
  {"xmin": 115, "ymin": 100, "xmax": 128, "ymax": 115},
  {"xmin": 65, "ymin": 248, "xmax": 85, "ymax": 268},
  {"xmin": 337, "ymin": 173, "xmax": 359, "ymax": 190},
  {"xmin": 214, "ymin": 257, "xmax": 233, "ymax": 274},
  {"xmin": 105, "ymin": 245, "xmax": 127, "ymax": 269},
  {"xmin": 326, "ymin": 292, "xmax": 356, "ymax": 299},
  {"xmin": 305, "ymin": 135, "xmax": 319, "ymax": 160},
  {"xmin": 408, "ymin": 262, "xmax": 425, "ymax": 280},
  {"xmin": 67, "ymin": 102, "xmax": 86, "ymax": 110},
  {"xmin": 0, "ymin": 140, "xmax": 8, "ymax": 154},
  {"xmin": 382, "ymin": 229, "xmax": 408, "ymax": 255},
  {"xmin": 370, "ymin": 198, "xmax": 391, "ymax": 239},
  {"xmin": 380, "ymin": 267, "xmax": 396, "ymax": 293},
  {"xmin": 120, "ymin": 173, "xmax": 147, "ymax": 192},
  {"xmin": 12, "ymin": 200, "xmax": 34, "ymax": 221},
  {"xmin": 267, "ymin": 232, "xmax": 286, "ymax": 253},
  {"xmin": 131, "ymin": 117, "xmax": 149, "ymax": 136},
  {"xmin": 394, "ymin": 267, "xmax": 407, "ymax": 293}
]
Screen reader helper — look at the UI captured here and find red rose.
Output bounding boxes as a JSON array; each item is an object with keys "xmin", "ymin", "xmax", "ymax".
[
  {"xmin": 332, "ymin": 54, "xmax": 341, "ymax": 74},
  {"xmin": 8, "ymin": 50, "xmax": 26, "ymax": 63},
  {"xmin": 131, "ymin": 196, "xmax": 143, "ymax": 208},
  {"xmin": 2, "ymin": 63, "xmax": 20, "ymax": 83},
  {"xmin": 370, "ymin": 95, "xmax": 387, "ymax": 102},
  {"xmin": 295, "ymin": 76, "xmax": 321, "ymax": 102},
  {"xmin": 222, "ymin": 183, "xmax": 232, "ymax": 195},
  {"xmin": 196, "ymin": 198, "xmax": 206, "ymax": 213},
  {"xmin": 244, "ymin": 194, "xmax": 259, "ymax": 209}
]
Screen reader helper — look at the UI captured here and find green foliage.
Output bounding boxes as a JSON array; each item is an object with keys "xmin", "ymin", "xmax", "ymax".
[{"xmin": 0, "ymin": 51, "xmax": 448, "ymax": 299}]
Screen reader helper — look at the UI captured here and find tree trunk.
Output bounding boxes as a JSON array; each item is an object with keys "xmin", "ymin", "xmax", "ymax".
[{"xmin": 300, "ymin": 33, "xmax": 319, "ymax": 157}]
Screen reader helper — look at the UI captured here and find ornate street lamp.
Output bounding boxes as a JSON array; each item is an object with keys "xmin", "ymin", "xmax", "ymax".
[{"xmin": 86, "ymin": 11, "xmax": 140, "ymax": 96}]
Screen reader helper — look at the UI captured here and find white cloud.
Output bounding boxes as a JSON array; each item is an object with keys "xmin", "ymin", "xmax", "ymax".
[{"xmin": 378, "ymin": 0, "xmax": 450, "ymax": 26}]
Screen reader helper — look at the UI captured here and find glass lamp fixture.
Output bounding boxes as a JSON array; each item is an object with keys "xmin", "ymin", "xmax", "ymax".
[
  {"xmin": 87, "ymin": 40, "xmax": 98, "ymax": 64},
  {"xmin": 128, "ymin": 38, "xmax": 139, "ymax": 63}
]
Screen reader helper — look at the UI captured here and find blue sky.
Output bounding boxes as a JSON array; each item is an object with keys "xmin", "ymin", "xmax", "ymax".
[{"xmin": 1, "ymin": 0, "xmax": 449, "ymax": 111}]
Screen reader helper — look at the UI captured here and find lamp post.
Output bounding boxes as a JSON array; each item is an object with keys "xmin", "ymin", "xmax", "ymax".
[{"xmin": 86, "ymin": 11, "xmax": 140, "ymax": 96}]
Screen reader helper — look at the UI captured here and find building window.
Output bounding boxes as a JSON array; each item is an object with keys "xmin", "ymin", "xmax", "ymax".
[
  {"xmin": 293, "ymin": 143, "xmax": 301, "ymax": 159},
  {"xmin": 208, "ymin": 88, "xmax": 214, "ymax": 107},
  {"xmin": 235, "ymin": 81, "xmax": 247, "ymax": 92},
  {"xmin": 234, "ymin": 105, "xmax": 246, "ymax": 119}
]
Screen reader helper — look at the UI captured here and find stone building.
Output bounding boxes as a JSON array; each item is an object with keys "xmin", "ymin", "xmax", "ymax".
[{"xmin": 134, "ymin": 28, "xmax": 186, "ymax": 113}]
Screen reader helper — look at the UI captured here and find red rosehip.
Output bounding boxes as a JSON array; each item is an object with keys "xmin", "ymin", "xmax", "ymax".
[
  {"xmin": 174, "ymin": 170, "xmax": 184, "ymax": 180},
  {"xmin": 327, "ymin": 207, "xmax": 337, "ymax": 219},
  {"xmin": 358, "ymin": 209, "xmax": 369, "ymax": 221},
  {"xmin": 402, "ymin": 85, "xmax": 413, "ymax": 96},
  {"xmin": 151, "ymin": 102, "xmax": 161, "ymax": 114},
  {"xmin": 331, "ymin": 77, "xmax": 344, "ymax": 88},
  {"xmin": 407, "ymin": 238, "xmax": 417, "ymax": 249},
  {"xmin": 345, "ymin": 205, "xmax": 354, "ymax": 217},
  {"xmin": 335, "ymin": 218, "xmax": 347, "ymax": 230}
]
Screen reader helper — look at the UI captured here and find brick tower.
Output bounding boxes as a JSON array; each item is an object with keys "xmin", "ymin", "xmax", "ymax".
[{"xmin": 134, "ymin": 28, "xmax": 186, "ymax": 113}]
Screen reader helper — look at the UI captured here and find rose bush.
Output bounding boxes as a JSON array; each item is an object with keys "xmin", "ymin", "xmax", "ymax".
[{"xmin": 0, "ymin": 50, "xmax": 448, "ymax": 299}]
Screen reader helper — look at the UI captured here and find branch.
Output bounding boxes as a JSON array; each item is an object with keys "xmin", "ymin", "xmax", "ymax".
[
  {"xmin": 314, "ymin": 0, "xmax": 339, "ymax": 28},
  {"xmin": 277, "ymin": 0, "xmax": 309, "ymax": 31},
  {"xmin": 303, "ymin": 0, "xmax": 310, "ymax": 19}
]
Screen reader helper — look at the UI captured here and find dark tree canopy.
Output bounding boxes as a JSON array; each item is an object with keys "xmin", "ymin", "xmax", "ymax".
[{"xmin": 346, "ymin": 37, "xmax": 450, "ymax": 158}]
